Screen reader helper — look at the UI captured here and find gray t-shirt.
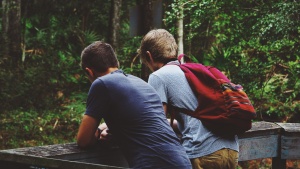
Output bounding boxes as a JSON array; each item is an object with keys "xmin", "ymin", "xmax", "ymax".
[{"xmin": 148, "ymin": 61, "xmax": 239, "ymax": 159}]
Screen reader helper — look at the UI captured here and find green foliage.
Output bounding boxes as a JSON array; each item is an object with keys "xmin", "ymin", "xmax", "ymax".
[
  {"xmin": 118, "ymin": 36, "xmax": 143, "ymax": 76},
  {"xmin": 165, "ymin": 0, "xmax": 300, "ymax": 121},
  {"xmin": 260, "ymin": 61, "xmax": 300, "ymax": 120},
  {"xmin": 0, "ymin": 93, "xmax": 85, "ymax": 150},
  {"xmin": 0, "ymin": 0, "xmax": 139, "ymax": 149},
  {"xmin": 0, "ymin": 0, "xmax": 111, "ymax": 111},
  {"xmin": 0, "ymin": 0, "xmax": 299, "ymax": 151}
]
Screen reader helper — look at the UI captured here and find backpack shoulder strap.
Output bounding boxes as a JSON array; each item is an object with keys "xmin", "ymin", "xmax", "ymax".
[
  {"xmin": 166, "ymin": 54, "xmax": 221, "ymax": 122},
  {"xmin": 206, "ymin": 66, "xmax": 230, "ymax": 82},
  {"xmin": 178, "ymin": 54, "xmax": 192, "ymax": 63}
]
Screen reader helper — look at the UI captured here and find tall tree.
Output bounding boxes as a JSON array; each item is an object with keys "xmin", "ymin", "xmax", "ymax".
[
  {"xmin": 176, "ymin": 1, "xmax": 184, "ymax": 59},
  {"xmin": 2, "ymin": 0, "xmax": 22, "ymax": 65},
  {"xmin": 109, "ymin": 0, "xmax": 123, "ymax": 52},
  {"xmin": 140, "ymin": 0, "xmax": 154, "ymax": 35},
  {"xmin": 138, "ymin": 0, "xmax": 154, "ymax": 81}
]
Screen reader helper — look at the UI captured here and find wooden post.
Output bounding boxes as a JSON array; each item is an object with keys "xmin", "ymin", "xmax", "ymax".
[
  {"xmin": 272, "ymin": 157, "xmax": 286, "ymax": 169},
  {"xmin": 271, "ymin": 125, "xmax": 286, "ymax": 169}
]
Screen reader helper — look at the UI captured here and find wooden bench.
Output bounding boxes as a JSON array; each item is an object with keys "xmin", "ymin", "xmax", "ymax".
[{"xmin": 0, "ymin": 121, "xmax": 299, "ymax": 169}]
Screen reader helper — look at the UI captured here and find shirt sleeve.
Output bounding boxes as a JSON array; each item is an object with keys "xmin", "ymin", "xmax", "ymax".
[
  {"xmin": 148, "ymin": 74, "xmax": 168, "ymax": 104},
  {"xmin": 85, "ymin": 79, "xmax": 110, "ymax": 120}
]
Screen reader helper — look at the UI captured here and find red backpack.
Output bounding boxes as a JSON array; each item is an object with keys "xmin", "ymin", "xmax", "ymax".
[{"xmin": 168, "ymin": 54, "xmax": 257, "ymax": 136}]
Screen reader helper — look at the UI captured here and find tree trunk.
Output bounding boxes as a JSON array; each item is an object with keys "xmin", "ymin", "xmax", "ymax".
[
  {"xmin": 2, "ymin": 0, "xmax": 22, "ymax": 65},
  {"xmin": 140, "ymin": 0, "xmax": 153, "ymax": 35},
  {"xmin": 109, "ymin": 0, "xmax": 122, "ymax": 53},
  {"xmin": 139, "ymin": 0, "xmax": 154, "ymax": 81},
  {"xmin": 177, "ymin": 6, "xmax": 184, "ymax": 61}
]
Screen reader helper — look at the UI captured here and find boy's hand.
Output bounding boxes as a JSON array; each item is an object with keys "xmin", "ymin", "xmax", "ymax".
[{"xmin": 96, "ymin": 127, "xmax": 112, "ymax": 141}]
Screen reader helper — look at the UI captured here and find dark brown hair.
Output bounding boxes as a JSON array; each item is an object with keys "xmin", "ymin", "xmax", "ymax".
[{"xmin": 80, "ymin": 41, "xmax": 119, "ymax": 73}]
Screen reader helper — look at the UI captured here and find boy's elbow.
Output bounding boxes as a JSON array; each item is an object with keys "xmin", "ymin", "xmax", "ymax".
[
  {"xmin": 77, "ymin": 136, "xmax": 92, "ymax": 149},
  {"xmin": 77, "ymin": 141, "xmax": 85, "ymax": 149}
]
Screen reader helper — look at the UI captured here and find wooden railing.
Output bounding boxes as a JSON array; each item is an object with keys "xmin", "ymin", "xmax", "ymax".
[{"xmin": 0, "ymin": 121, "xmax": 299, "ymax": 169}]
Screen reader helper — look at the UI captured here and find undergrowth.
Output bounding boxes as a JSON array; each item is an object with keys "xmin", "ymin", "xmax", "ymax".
[{"xmin": 0, "ymin": 92, "xmax": 86, "ymax": 150}]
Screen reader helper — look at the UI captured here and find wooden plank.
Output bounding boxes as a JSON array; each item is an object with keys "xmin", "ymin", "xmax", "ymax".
[
  {"xmin": 281, "ymin": 136, "xmax": 300, "ymax": 159},
  {"xmin": 276, "ymin": 123, "xmax": 300, "ymax": 159},
  {"xmin": 45, "ymin": 143, "xmax": 128, "ymax": 167},
  {"xmin": 0, "ymin": 153, "xmax": 128, "ymax": 169},
  {"xmin": 276, "ymin": 123, "xmax": 300, "ymax": 134},
  {"xmin": 238, "ymin": 121, "xmax": 281, "ymax": 138},
  {"xmin": 0, "ymin": 143, "xmax": 82, "ymax": 157},
  {"xmin": 0, "ymin": 142, "xmax": 129, "ymax": 168},
  {"xmin": 238, "ymin": 134, "xmax": 279, "ymax": 161},
  {"xmin": 66, "ymin": 148, "xmax": 128, "ymax": 167},
  {"xmin": 238, "ymin": 121, "xmax": 281, "ymax": 161},
  {"xmin": 0, "ymin": 160, "xmax": 31, "ymax": 169},
  {"xmin": 250, "ymin": 121, "xmax": 282, "ymax": 131}
]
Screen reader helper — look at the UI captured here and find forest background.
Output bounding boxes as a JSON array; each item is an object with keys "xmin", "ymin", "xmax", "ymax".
[{"xmin": 0, "ymin": 0, "xmax": 299, "ymax": 168}]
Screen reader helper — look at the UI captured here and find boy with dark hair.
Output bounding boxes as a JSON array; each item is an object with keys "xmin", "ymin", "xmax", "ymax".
[{"xmin": 77, "ymin": 41, "xmax": 192, "ymax": 169}]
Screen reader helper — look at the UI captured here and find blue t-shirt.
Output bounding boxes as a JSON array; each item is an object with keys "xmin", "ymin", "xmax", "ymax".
[{"xmin": 85, "ymin": 70, "xmax": 191, "ymax": 169}]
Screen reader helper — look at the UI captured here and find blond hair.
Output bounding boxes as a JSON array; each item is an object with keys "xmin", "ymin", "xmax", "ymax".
[{"xmin": 138, "ymin": 29, "xmax": 178, "ymax": 64}]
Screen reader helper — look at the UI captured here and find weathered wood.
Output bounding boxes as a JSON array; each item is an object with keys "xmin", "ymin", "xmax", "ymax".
[
  {"xmin": 238, "ymin": 121, "xmax": 281, "ymax": 161},
  {"xmin": 238, "ymin": 135, "xmax": 279, "ymax": 161},
  {"xmin": 0, "ymin": 121, "xmax": 299, "ymax": 169},
  {"xmin": 281, "ymin": 136, "xmax": 300, "ymax": 159},
  {"xmin": 277, "ymin": 123, "xmax": 300, "ymax": 134},
  {"xmin": 277, "ymin": 123, "xmax": 300, "ymax": 159},
  {"xmin": 0, "ymin": 142, "xmax": 129, "ymax": 169},
  {"xmin": 0, "ymin": 143, "xmax": 82, "ymax": 157},
  {"xmin": 0, "ymin": 142, "xmax": 128, "ymax": 166},
  {"xmin": 0, "ymin": 153, "xmax": 127, "ymax": 169},
  {"xmin": 238, "ymin": 121, "xmax": 281, "ymax": 138}
]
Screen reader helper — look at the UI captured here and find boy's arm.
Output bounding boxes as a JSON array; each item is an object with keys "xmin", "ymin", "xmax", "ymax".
[
  {"xmin": 77, "ymin": 115, "xmax": 100, "ymax": 149},
  {"xmin": 163, "ymin": 103, "xmax": 180, "ymax": 134}
]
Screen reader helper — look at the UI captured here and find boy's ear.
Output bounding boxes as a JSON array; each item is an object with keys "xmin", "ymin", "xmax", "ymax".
[
  {"xmin": 146, "ymin": 51, "xmax": 154, "ymax": 63},
  {"xmin": 85, "ymin": 67, "xmax": 94, "ymax": 77}
]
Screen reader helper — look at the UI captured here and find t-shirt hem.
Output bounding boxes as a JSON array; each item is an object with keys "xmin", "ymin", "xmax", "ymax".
[{"xmin": 187, "ymin": 147, "xmax": 239, "ymax": 159}]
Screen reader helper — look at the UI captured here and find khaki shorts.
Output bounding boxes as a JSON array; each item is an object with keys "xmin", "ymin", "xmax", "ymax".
[{"xmin": 190, "ymin": 148, "xmax": 238, "ymax": 169}]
